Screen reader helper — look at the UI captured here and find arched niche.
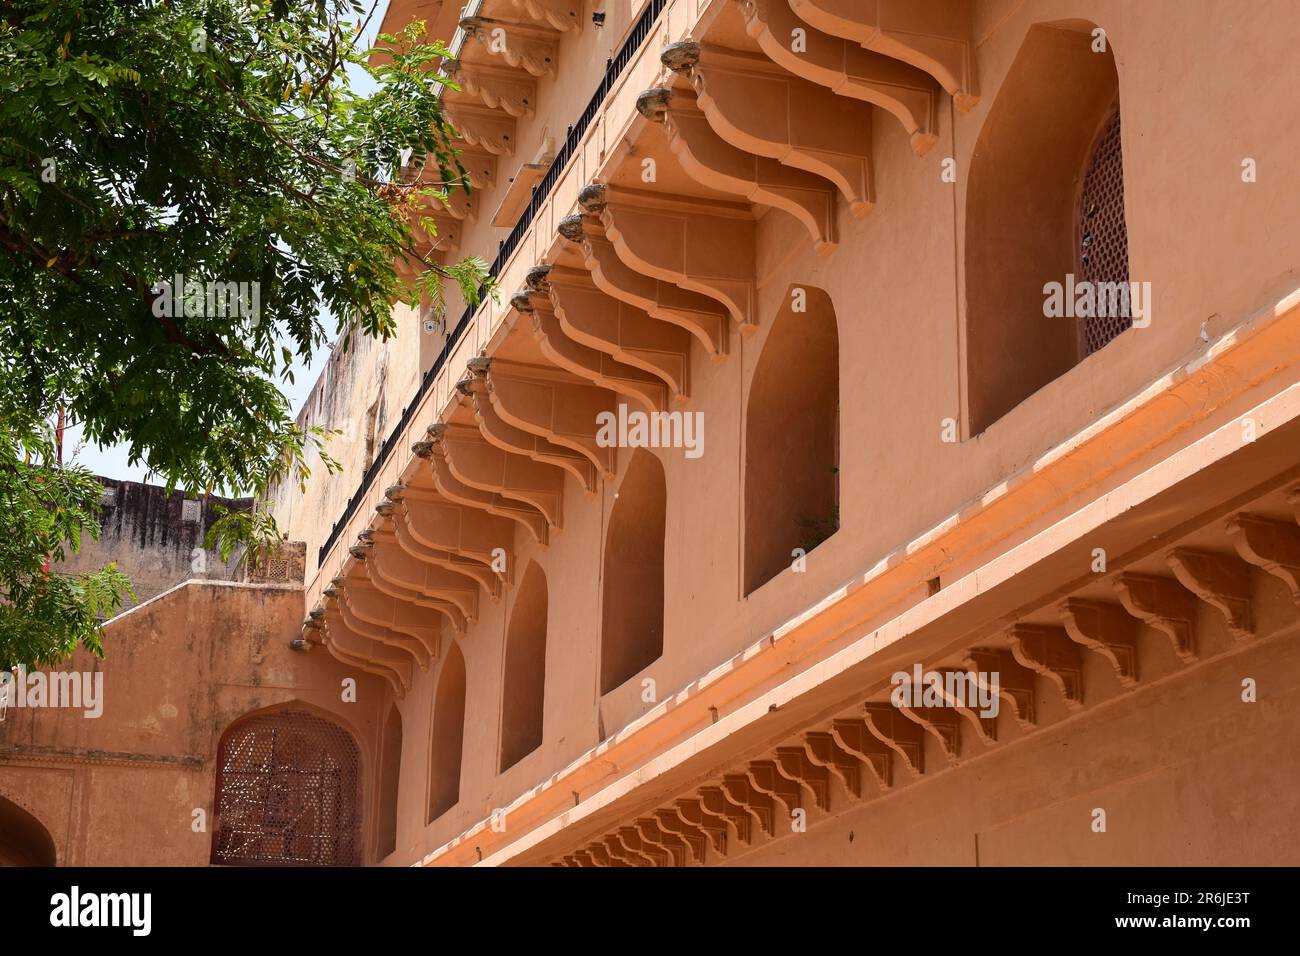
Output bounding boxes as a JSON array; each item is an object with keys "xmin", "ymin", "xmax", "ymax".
[
  {"xmin": 601, "ymin": 449, "xmax": 667, "ymax": 694},
  {"xmin": 965, "ymin": 21, "xmax": 1126, "ymax": 433},
  {"xmin": 377, "ymin": 703, "xmax": 403, "ymax": 860},
  {"xmin": 500, "ymin": 561, "xmax": 548, "ymax": 771},
  {"xmin": 428, "ymin": 642, "xmax": 466, "ymax": 823},
  {"xmin": 744, "ymin": 284, "xmax": 840, "ymax": 595}
]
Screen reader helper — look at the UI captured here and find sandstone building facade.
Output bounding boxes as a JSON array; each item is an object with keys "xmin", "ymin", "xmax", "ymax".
[{"xmin": 3, "ymin": 0, "xmax": 1300, "ymax": 867}]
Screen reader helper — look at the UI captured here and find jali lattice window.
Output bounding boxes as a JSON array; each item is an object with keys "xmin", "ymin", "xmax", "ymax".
[
  {"xmin": 211, "ymin": 710, "xmax": 362, "ymax": 866},
  {"xmin": 1078, "ymin": 107, "xmax": 1131, "ymax": 355}
]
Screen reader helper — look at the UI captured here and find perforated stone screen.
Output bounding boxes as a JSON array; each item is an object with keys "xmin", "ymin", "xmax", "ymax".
[
  {"xmin": 211, "ymin": 710, "xmax": 362, "ymax": 866},
  {"xmin": 1078, "ymin": 108, "xmax": 1131, "ymax": 356}
]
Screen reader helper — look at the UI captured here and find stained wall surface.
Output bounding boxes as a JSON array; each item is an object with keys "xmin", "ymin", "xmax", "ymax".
[{"xmin": 8, "ymin": 0, "xmax": 1300, "ymax": 867}]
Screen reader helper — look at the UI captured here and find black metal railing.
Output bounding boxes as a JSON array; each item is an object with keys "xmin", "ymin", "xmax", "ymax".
[{"xmin": 318, "ymin": 0, "xmax": 668, "ymax": 566}]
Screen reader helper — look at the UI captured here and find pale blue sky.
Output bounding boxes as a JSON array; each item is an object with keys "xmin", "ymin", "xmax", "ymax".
[{"xmin": 68, "ymin": 1, "xmax": 393, "ymax": 486}]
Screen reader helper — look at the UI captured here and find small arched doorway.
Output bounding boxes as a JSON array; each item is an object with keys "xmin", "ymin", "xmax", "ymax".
[{"xmin": 210, "ymin": 708, "xmax": 363, "ymax": 866}]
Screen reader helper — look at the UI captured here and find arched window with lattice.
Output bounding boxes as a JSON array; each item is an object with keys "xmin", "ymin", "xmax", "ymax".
[
  {"xmin": 964, "ymin": 21, "xmax": 1128, "ymax": 434},
  {"xmin": 210, "ymin": 708, "xmax": 362, "ymax": 866}
]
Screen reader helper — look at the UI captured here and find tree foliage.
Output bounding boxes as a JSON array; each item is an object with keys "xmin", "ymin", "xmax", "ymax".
[
  {"xmin": 0, "ymin": 0, "xmax": 488, "ymax": 667},
  {"xmin": 0, "ymin": 419, "xmax": 133, "ymax": 671}
]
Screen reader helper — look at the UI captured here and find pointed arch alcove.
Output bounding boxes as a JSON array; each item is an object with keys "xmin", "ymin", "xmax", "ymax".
[
  {"xmin": 500, "ymin": 561, "xmax": 549, "ymax": 771},
  {"xmin": 377, "ymin": 703, "xmax": 402, "ymax": 860},
  {"xmin": 744, "ymin": 284, "xmax": 840, "ymax": 595},
  {"xmin": 428, "ymin": 642, "xmax": 466, "ymax": 823},
  {"xmin": 964, "ymin": 21, "xmax": 1127, "ymax": 434},
  {"xmin": 600, "ymin": 448, "xmax": 667, "ymax": 695}
]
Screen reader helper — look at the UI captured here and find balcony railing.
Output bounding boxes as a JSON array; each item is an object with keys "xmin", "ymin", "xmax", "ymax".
[{"xmin": 319, "ymin": 0, "xmax": 669, "ymax": 566}]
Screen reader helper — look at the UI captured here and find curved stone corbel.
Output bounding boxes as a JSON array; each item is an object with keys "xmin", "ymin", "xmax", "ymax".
[
  {"xmin": 933, "ymin": 668, "xmax": 997, "ymax": 746},
  {"xmin": 1057, "ymin": 599, "xmax": 1139, "ymax": 687},
  {"xmin": 449, "ymin": 143, "xmax": 499, "ymax": 191},
  {"xmin": 638, "ymin": 86, "xmax": 838, "ymax": 255},
  {"xmin": 601, "ymin": 834, "xmax": 643, "ymax": 867},
  {"xmin": 746, "ymin": 760, "xmax": 803, "ymax": 815},
  {"xmin": 481, "ymin": 358, "xmax": 618, "ymax": 477},
  {"xmin": 773, "ymin": 746, "xmax": 831, "ymax": 811},
  {"xmin": 517, "ymin": 288, "xmax": 669, "ymax": 413},
  {"xmin": 350, "ymin": 541, "xmax": 463, "ymax": 640},
  {"xmin": 961, "ymin": 647, "xmax": 1039, "ymax": 726},
  {"xmin": 320, "ymin": 627, "xmax": 406, "ymax": 696},
  {"xmin": 1227, "ymin": 513, "xmax": 1300, "ymax": 602},
  {"xmin": 662, "ymin": 43, "xmax": 875, "ymax": 218},
  {"xmin": 585, "ymin": 843, "xmax": 613, "ymax": 867},
  {"xmin": 1007, "ymin": 623, "xmax": 1084, "ymax": 709},
  {"xmin": 829, "ymin": 717, "xmax": 893, "ymax": 789},
  {"xmin": 367, "ymin": 527, "xmax": 481, "ymax": 623},
  {"xmin": 1114, "ymin": 572, "xmax": 1197, "ymax": 662},
  {"xmin": 358, "ymin": 530, "xmax": 454, "ymax": 613},
  {"xmin": 459, "ymin": 16, "xmax": 558, "ymax": 78},
  {"xmin": 654, "ymin": 809, "xmax": 708, "ymax": 864},
  {"xmin": 337, "ymin": 577, "xmax": 442, "ymax": 663},
  {"xmin": 444, "ymin": 100, "xmax": 516, "ymax": 155},
  {"xmin": 673, "ymin": 798, "xmax": 728, "ymax": 857},
  {"xmin": 635, "ymin": 817, "xmax": 688, "ymax": 867},
  {"xmin": 390, "ymin": 483, "xmax": 516, "ymax": 585},
  {"xmin": 617, "ymin": 827, "xmax": 668, "ymax": 866},
  {"xmin": 321, "ymin": 608, "xmax": 412, "ymax": 695},
  {"xmin": 429, "ymin": 422, "xmax": 564, "ymax": 531},
  {"xmin": 580, "ymin": 183, "xmax": 757, "ymax": 333},
  {"xmin": 382, "ymin": 501, "xmax": 502, "ymax": 598},
  {"xmin": 607, "ymin": 829, "xmax": 656, "ymax": 866},
  {"xmin": 786, "ymin": 0, "xmax": 978, "ymax": 110},
  {"xmin": 861, "ymin": 703, "xmax": 923, "ymax": 777},
  {"xmin": 1166, "ymin": 548, "xmax": 1254, "ymax": 642},
  {"xmin": 803, "ymin": 730, "xmax": 863, "ymax": 798},
  {"xmin": 558, "ymin": 214, "xmax": 729, "ymax": 360},
  {"xmin": 443, "ymin": 59, "xmax": 536, "ymax": 117},
  {"xmin": 893, "ymin": 700, "xmax": 962, "ymax": 765},
  {"xmin": 699, "ymin": 784, "xmax": 753, "ymax": 845},
  {"xmin": 546, "ymin": 263, "xmax": 692, "ymax": 401},
  {"xmin": 420, "ymin": 445, "xmax": 549, "ymax": 546},
  {"xmin": 342, "ymin": 562, "xmax": 445, "ymax": 648},
  {"xmin": 722, "ymin": 773, "xmax": 775, "ymax": 836},
  {"xmin": 461, "ymin": 365, "xmax": 599, "ymax": 492},
  {"xmin": 512, "ymin": 0, "xmax": 582, "ymax": 33},
  {"xmin": 735, "ymin": 0, "xmax": 940, "ymax": 155}
]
